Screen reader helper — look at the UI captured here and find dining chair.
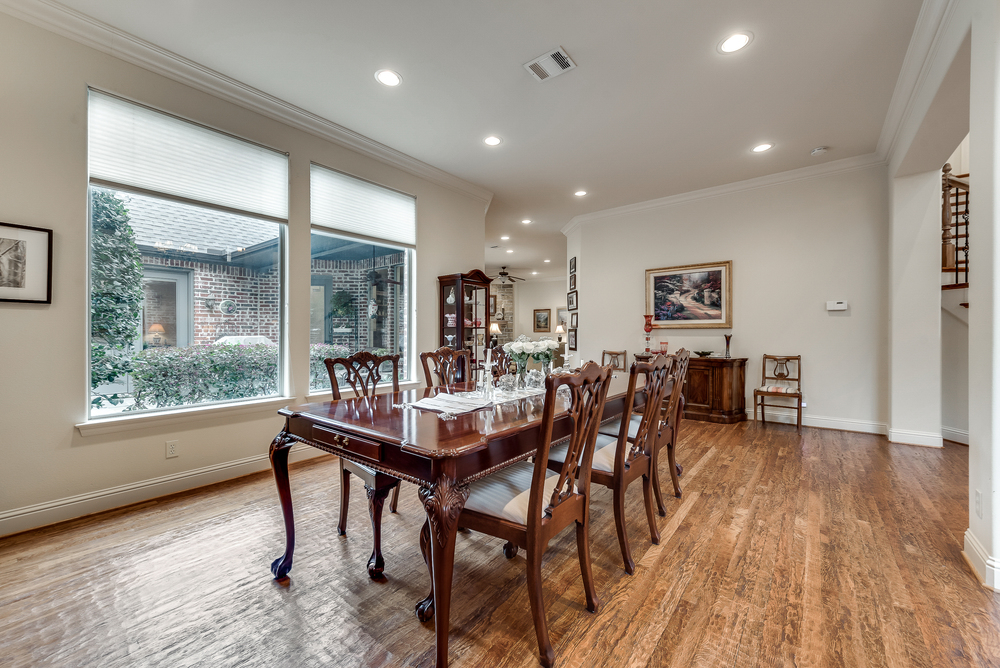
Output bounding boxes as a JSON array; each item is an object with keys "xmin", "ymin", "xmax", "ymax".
[
  {"xmin": 753, "ymin": 354, "xmax": 803, "ymax": 432},
  {"xmin": 438, "ymin": 362, "xmax": 613, "ymax": 668},
  {"xmin": 324, "ymin": 351, "xmax": 402, "ymax": 579},
  {"xmin": 420, "ymin": 346, "xmax": 472, "ymax": 387},
  {"xmin": 554, "ymin": 354, "xmax": 673, "ymax": 574},
  {"xmin": 489, "ymin": 344, "xmax": 513, "ymax": 383},
  {"xmin": 602, "ymin": 349, "xmax": 627, "ymax": 370}
]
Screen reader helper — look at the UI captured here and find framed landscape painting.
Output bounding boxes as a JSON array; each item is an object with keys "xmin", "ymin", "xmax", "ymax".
[
  {"xmin": 645, "ymin": 260, "xmax": 732, "ymax": 329},
  {"xmin": 533, "ymin": 308, "xmax": 551, "ymax": 332},
  {"xmin": 0, "ymin": 222, "xmax": 53, "ymax": 304}
]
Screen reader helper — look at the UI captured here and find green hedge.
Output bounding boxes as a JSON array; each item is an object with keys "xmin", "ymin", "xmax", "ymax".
[{"xmin": 128, "ymin": 342, "xmax": 358, "ymax": 409}]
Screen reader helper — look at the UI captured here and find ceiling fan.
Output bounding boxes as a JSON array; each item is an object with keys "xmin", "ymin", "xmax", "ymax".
[{"xmin": 490, "ymin": 266, "xmax": 525, "ymax": 284}]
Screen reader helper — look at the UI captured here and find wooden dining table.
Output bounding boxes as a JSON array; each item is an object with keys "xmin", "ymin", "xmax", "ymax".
[{"xmin": 268, "ymin": 374, "xmax": 641, "ymax": 667}]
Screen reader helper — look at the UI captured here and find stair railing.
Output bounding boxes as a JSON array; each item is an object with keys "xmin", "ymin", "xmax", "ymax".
[{"xmin": 942, "ymin": 163, "xmax": 969, "ymax": 287}]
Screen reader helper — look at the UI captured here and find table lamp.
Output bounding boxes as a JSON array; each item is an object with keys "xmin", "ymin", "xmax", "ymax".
[
  {"xmin": 555, "ymin": 324, "xmax": 565, "ymax": 343},
  {"xmin": 489, "ymin": 322, "xmax": 501, "ymax": 347},
  {"xmin": 148, "ymin": 323, "xmax": 165, "ymax": 346}
]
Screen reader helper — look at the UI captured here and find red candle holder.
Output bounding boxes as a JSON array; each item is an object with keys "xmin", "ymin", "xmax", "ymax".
[{"xmin": 643, "ymin": 314, "xmax": 653, "ymax": 352}]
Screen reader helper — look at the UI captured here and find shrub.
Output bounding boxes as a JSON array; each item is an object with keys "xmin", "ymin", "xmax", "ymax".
[
  {"xmin": 130, "ymin": 343, "xmax": 279, "ymax": 409},
  {"xmin": 309, "ymin": 343, "xmax": 351, "ymax": 390}
]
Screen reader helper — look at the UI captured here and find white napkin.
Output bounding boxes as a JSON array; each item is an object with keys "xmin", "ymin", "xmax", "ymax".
[{"xmin": 410, "ymin": 393, "xmax": 493, "ymax": 415}]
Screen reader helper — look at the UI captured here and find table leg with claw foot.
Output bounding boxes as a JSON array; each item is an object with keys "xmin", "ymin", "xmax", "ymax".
[{"xmin": 268, "ymin": 432, "xmax": 296, "ymax": 579}]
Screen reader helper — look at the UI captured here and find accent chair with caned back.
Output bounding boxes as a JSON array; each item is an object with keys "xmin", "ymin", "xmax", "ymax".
[
  {"xmin": 439, "ymin": 362, "xmax": 613, "ymax": 668},
  {"xmin": 420, "ymin": 346, "xmax": 471, "ymax": 387},
  {"xmin": 753, "ymin": 354, "xmax": 803, "ymax": 432},
  {"xmin": 323, "ymin": 351, "xmax": 401, "ymax": 580},
  {"xmin": 556, "ymin": 354, "xmax": 673, "ymax": 574}
]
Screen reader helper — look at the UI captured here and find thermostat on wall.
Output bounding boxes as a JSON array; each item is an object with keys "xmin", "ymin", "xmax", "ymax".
[{"xmin": 826, "ymin": 301, "xmax": 848, "ymax": 311}]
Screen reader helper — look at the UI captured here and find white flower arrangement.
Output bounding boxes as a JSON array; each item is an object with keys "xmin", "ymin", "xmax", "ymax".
[{"xmin": 502, "ymin": 335, "xmax": 560, "ymax": 365}]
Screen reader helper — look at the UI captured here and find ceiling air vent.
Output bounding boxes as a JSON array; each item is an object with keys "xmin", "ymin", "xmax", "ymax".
[{"xmin": 523, "ymin": 47, "xmax": 576, "ymax": 82}]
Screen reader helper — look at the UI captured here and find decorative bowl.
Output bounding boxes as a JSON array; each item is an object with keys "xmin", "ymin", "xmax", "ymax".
[{"xmin": 694, "ymin": 351, "xmax": 714, "ymax": 357}]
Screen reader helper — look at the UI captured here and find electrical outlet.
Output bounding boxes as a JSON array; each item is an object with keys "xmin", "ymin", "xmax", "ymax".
[
  {"xmin": 975, "ymin": 490, "xmax": 982, "ymax": 518},
  {"xmin": 166, "ymin": 440, "xmax": 179, "ymax": 459}
]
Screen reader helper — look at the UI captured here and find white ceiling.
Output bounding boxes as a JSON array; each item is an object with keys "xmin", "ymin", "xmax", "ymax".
[{"xmin": 53, "ymin": 0, "xmax": 923, "ymax": 280}]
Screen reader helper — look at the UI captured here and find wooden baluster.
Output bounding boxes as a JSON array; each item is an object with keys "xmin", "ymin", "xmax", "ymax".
[{"xmin": 943, "ymin": 163, "xmax": 956, "ymax": 270}]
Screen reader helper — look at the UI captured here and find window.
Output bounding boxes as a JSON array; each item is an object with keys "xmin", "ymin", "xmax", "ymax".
[
  {"xmin": 309, "ymin": 164, "xmax": 415, "ymax": 392},
  {"xmin": 88, "ymin": 91, "xmax": 288, "ymax": 417}
]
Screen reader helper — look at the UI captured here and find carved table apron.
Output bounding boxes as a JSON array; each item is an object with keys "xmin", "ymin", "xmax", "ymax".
[{"xmin": 268, "ymin": 378, "xmax": 634, "ymax": 668}]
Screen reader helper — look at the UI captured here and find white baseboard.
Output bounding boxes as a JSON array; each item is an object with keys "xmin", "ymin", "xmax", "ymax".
[
  {"xmin": 942, "ymin": 426, "xmax": 969, "ymax": 445},
  {"xmin": 887, "ymin": 427, "xmax": 944, "ymax": 448},
  {"xmin": 0, "ymin": 445, "xmax": 324, "ymax": 538},
  {"xmin": 748, "ymin": 407, "xmax": 887, "ymax": 435},
  {"xmin": 964, "ymin": 529, "xmax": 1000, "ymax": 590}
]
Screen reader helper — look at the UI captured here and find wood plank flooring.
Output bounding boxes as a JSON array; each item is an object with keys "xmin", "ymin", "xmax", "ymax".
[{"xmin": 1, "ymin": 422, "xmax": 999, "ymax": 667}]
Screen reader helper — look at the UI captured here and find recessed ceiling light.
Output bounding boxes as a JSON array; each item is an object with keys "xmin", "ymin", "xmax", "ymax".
[
  {"xmin": 484, "ymin": 136, "xmax": 502, "ymax": 146},
  {"xmin": 375, "ymin": 69, "xmax": 401, "ymax": 86},
  {"xmin": 506, "ymin": 249, "xmax": 514, "ymax": 253},
  {"xmin": 500, "ymin": 235, "xmax": 510, "ymax": 240},
  {"xmin": 521, "ymin": 219, "xmax": 531, "ymax": 224},
  {"xmin": 544, "ymin": 259, "xmax": 551, "ymax": 263},
  {"xmin": 575, "ymin": 190, "xmax": 587, "ymax": 197},
  {"xmin": 719, "ymin": 32, "xmax": 753, "ymax": 54},
  {"xmin": 752, "ymin": 143, "xmax": 773, "ymax": 153},
  {"xmin": 532, "ymin": 271, "xmax": 538, "ymax": 275}
]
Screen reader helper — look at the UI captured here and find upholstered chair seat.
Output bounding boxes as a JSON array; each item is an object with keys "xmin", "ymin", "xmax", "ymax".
[{"xmin": 464, "ymin": 461, "xmax": 565, "ymax": 524}]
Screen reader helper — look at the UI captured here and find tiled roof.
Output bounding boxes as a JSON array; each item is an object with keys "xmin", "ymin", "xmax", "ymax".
[{"xmin": 115, "ymin": 189, "xmax": 279, "ymax": 255}]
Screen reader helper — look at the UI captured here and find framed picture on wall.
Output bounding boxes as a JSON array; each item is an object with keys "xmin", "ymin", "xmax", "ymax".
[
  {"xmin": 0, "ymin": 221, "xmax": 53, "ymax": 304},
  {"xmin": 570, "ymin": 312, "xmax": 578, "ymax": 328},
  {"xmin": 557, "ymin": 308, "xmax": 568, "ymax": 328},
  {"xmin": 569, "ymin": 274, "xmax": 576, "ymax": 291},
  {"xmin": 569, "ymin": 257, "xmax": 577, "ymax": 274},
  {"xmin": 568, "ymin": 328, "xmax": 577, "ymax": 351},
  {"xmin": 489, "ymin": 295, "xmax": 496, "ymax": 314},
  {"xmin": 533, "ymin": 308, "xmax": 551, "ymax": 332},
  {"xmin": 645, "ymin": 260, "xmax": 732, "ymax": 329},
  {"xmin": 567, "ymin": 290, "xmax": 578, "ymax": 310}
]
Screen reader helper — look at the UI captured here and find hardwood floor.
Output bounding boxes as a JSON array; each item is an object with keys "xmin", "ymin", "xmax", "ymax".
[{"xmin": 1, "ymin": 422, "xmax": 998, "ymax": 667}]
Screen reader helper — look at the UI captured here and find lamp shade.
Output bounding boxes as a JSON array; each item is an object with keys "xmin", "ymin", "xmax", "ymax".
[
  {"xmin": 555, "ymin": 325, "xmax": 565, "ymax": 334},
  {"xmin": 148, "ymin": 324, "xmax": 165, "ymax": 334},
  {"xmin": 489, "ymin": 323, "xmax": 501, "ymax": 335}
]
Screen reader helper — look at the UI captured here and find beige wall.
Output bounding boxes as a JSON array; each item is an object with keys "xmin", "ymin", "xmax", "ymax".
[
  {"xmin": 513, "ymin": 278, "xmax": 566, "ymax": 340},
  {"xmin": 0, "ymin": 13, "xmax": 486, "ymax": 535},
  {"xmin": 567, "ymin": 164, "xmax": 889, "ymax": 432}
]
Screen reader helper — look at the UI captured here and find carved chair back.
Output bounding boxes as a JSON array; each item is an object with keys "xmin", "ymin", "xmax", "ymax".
[
  {"xmin": 760, "ymin": 354, "xmax": 802, "ymax": 393},
  {"xmin": 324, "ymin": 351, "xmax": 401, "ymax": 400},
  {"xmin": 662, "ymin": 349, "xmax": 690, "ymax": 428},
  {"xmin": 527, "ymin": 361, "xmax": 613, "ymax": 523},
  {"xmin": 420, "ymin": 346, "xmax": 471, "ymax": 388},
  {"xmin": 613, "ymin": 355, "xmax": 673, "ymax": 472},
  {"xmin": 602, "ymin": 350, "xmax": 627, "ymax": 371},
  {"xmin": 489, "ymin": 345, "xmax": 513, "ymax": 383}
]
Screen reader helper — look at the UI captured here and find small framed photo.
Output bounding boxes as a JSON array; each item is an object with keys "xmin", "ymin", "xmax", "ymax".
[
  {"xmin": 569, "ymin": 256, "xmax": 577, "ymax": 274},
  {"xmin": 570, "ymin": 312, "xmax": 578, "ymax": 328},
  {"xmin": 533, "ymin": 308, "xmax": 551, "ymax": 332},
  {"xmin": 568, "ymin": 328, "xmax": 578, "ymax": 351},
  {"xmin": 0, "ymin": 222, "xmax": 53, "ymax": 304},
  {"xmin": 489, "ymin": 294, "xmax": 496, "ymax": 314},
  {"xmin": 567, "ymin": 290, "xmax": 578, "ymax": 310},
  {"xmin": 569, "ymin": 274, "xmax": 577, "ymax": 291}
]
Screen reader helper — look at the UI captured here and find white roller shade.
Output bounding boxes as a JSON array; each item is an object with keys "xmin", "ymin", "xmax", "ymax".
[
  {"xmin": 88, "ymin": 91, "xmax": 288, "ymax": 220},
  {"xmin": 311, "ymin": 164, "xmax": 416, "ymax": 247}
]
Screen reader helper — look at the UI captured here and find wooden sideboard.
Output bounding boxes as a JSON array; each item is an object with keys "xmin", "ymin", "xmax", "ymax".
[{"xmin": 682, "ymin": 356, "xmax": 747, "ymax": 424}]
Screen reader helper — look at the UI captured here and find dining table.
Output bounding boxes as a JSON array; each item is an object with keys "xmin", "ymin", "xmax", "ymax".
[{"xmin": 267, "ymin": 373, "xmax": 642, "ymax": 667}]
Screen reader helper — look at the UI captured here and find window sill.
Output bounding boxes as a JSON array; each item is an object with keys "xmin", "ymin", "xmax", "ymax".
[
  {"xmin": 306, "ymin": 379, "xmax": 421, "ymax": 401},
  {"xmin": 76, "ymin": 396, "xmax": 296, "ymax": 437}
]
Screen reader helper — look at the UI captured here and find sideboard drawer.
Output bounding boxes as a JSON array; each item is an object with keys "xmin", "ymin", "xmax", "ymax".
[{"xmin": 312, "ymin": 425, "xmax": 382, "ymax": 463}]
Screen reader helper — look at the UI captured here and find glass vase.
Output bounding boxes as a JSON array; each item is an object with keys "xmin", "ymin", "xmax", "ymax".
[
  {"xmin": 515, "ymin": 357, "xmax": 528, "ymax": 390},
  {"xmin": 542, "ymin": 358, "xmax": 552, "ymax": 376}
]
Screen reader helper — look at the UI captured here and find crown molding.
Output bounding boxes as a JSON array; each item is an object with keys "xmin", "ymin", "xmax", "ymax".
[
  {"xmin": 0, "ymin": 0, "xmax": 494, "ymax": 210},
  {"xmin": 562, "ymin": 152, "xmax": 885, "ymax": 236},
  {"xmin": 875, "ymin": 0, "xmax": 965, "ymax": 163}
]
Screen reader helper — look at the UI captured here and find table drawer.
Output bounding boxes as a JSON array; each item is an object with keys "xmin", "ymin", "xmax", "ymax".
[{"xmin": 312, "ymin": 425, "xmax": 381, "ymax": 463}]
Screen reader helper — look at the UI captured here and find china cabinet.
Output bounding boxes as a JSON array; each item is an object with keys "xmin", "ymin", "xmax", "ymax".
[{"xmin": 437, "ymin": 269, "xmax": 492, "ymax": 382}]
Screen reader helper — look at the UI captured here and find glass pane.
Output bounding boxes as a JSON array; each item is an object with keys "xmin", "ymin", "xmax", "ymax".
[
  {"xmin": 309, "ymin": 229, "xmax": 410, "ymax": 391},
  {"xmin": 89, "ymin": 186, "xmax": 282, "ymax": 416}
]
